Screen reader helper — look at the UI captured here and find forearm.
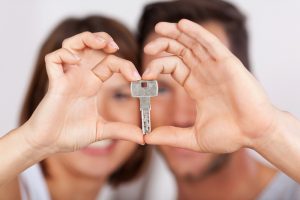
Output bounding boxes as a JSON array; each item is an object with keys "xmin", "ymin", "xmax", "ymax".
[
  {"xmin": 253, "ymin": 110, "xmax": 300, "ymax": 183},
  {"xmin": 0, "ymin": 124, "xmax": 49, "ymax": 186}
]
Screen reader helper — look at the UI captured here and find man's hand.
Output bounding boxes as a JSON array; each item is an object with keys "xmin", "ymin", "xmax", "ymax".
[{"xmin": 143, "ymin": 19, "xmax": 277, "ymax": 153}]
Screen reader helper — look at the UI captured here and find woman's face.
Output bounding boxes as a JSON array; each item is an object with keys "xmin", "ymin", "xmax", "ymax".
[{"xmin": 45, "ymin": 73, "xmax": 140, "ymax": 179}]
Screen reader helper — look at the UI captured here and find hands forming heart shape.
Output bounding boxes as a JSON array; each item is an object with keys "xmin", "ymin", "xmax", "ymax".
[
  {"xmin": 23, "ymin": 19, "xmax": 278, "ymax": 156},
  {"xmin": 23, "ymin": 31, "xmax": 144, "ymax": 154}
]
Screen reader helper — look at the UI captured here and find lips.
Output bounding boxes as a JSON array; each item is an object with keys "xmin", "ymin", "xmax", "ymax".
[{"xmin": 81, "ymin": 140, "xmax": 117, "ymax": 156}]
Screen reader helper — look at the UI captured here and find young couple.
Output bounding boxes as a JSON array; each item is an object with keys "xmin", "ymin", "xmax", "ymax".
[{"xmin": 1, "ymin": 0, "xmax": 299, "ymax": 199}]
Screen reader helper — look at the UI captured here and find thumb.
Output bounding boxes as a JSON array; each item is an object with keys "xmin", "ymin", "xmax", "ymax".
[
  {"xmin": 98, "ymin": 122, "xmax": 144, "ymax": 145},
  {"xmin": 144, "ymin": 126, "xmax": 199, "ymax": 151}
]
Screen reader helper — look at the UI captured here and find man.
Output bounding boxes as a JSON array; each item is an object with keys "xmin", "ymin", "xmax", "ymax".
[{"xmin": 137, "ymin": 0, "xmax": 300, "ymax": 199}]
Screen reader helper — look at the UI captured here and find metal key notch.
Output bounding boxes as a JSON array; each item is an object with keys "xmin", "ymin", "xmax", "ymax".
[{"xmin": 131, "ymin": 80, "xmax": 158, "ymax": 134}]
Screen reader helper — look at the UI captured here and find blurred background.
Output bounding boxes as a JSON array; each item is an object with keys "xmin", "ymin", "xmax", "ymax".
[{"xmin": 0, "ymin": 0, "xmax": 299, "ymax": 136}]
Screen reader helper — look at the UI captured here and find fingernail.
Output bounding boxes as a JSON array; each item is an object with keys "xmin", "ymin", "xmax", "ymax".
[
  {"xmin": 133, "ymin": 71, "xmax": 141, "ymax": 80},
  {"xmin": 109, "ymin": 41, "xmax": 119, "ymax": 50}
]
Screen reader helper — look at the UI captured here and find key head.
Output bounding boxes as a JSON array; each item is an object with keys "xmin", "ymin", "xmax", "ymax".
[{"xmin": 131, "ymin": 80, "xmax": 158, "ymax": 97}]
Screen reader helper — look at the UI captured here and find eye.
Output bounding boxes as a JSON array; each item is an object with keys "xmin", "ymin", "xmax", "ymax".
[
  {"xmin": 158, "ymin": 86, "xmax": 170, "ymax": 94},
  {"xmin": 112, "ymin": 91, "xmax": 131, "ymax": 100}
]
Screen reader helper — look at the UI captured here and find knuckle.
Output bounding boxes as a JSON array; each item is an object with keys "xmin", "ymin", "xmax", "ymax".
[
  {"xmin": 62, "ymin": 38, "xmax": 71, "ymax": 47},
  {"xmin": 44, "ymin": 52, "xmax": 55, "ymax": 62},
  {"xmin": 173, "ymin": 55, "xmax": 182, "ymax": 63},
  {"xmin": 179, "ymin": 47, "xmax": 188, "ymax": 58},
  {"xmin": 99, "ymin": 31, "xmax": 109, "ymax": 37},
  {"xmin": 82, "ymin": 31, "xmax": 93, "ymax": 37},
  {"xmin": 124, "ymin": 60, "xmax": 134, "ymax": 68},
  {"xmin": 96, "ymin": 32, "xmax": 111, "ymax": 40},
  {"xmin": 104, "ymin": 54, "xmax": 116, "ymax": 61},
  {"xmin": 178, "ymin": 18, "xmax": 186, "ymax": 25},
  {"xmin": 44, "ymin": 54, "xmax": 51, "ymax": 62}
]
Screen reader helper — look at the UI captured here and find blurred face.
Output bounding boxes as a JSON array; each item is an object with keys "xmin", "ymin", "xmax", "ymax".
[
  {"xmin": 142, "ymin": 21, "xmax": 230, "ymax": 180},
  {"xmin": 46, "ymin": 73, "xmax": 139, "ymax": 179}
]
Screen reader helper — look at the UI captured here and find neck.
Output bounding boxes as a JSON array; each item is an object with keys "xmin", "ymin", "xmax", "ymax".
[
  {"xmin": 176, "ymin": 150, "xmax": 276, "ymax": 200},
  {"xmin": 44, "ymin": 155, "xmax": 107, "ymax": 200}
]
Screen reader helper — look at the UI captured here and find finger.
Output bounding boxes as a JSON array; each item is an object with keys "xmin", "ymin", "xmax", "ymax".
[
  {"xmin": 92, "ymin": 55, "xmax": 141, "ymax": 83},
  {"xmin": 144, "ymin": 126, "xmax": 199, "ymax": 151},
  {"xmin": 98, "ymin": 122, "xmax": 144, "ymax": 145},
  {"xmin": 177, "ymin": 19, "xmax": 232, "ymax": 60},
  {"xmin": 142, "ymin": 56, "xmax": 190, "ymax": 86},
  {"xmin": 94, "ymin": 32, "xmax": 120, "ymax": 53},
  {"xmin": 154, "ymin": 22, "xmax": 211, "ymax": 62},
  {"xmin": 144, "ymin": 37, "xmax": 199, "ymax": 68},
  {"xmin": 45, "ymin": 48, "xmax": 80, "ymax": 81},
  {"xmin": 144, "ymin": 37, "xmax": 191, "ymax": 57},
  {"xmin": 62, "ymin": 31, "xmax": 119, "ymax": 54}
]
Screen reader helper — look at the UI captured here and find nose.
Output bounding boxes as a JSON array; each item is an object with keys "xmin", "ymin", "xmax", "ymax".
[{"xmin": 172, "ymin": 88, "xmax": 196, "ymax": 128}]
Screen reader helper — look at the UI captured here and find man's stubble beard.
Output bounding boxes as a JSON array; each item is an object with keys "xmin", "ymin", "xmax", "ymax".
[
  {"xmin": 181, "ymin": 154, "xmax": 231, "ymax": 182},
  {"xmin": 158, "ymin": 147, "xmax": 231, "ymax": 183}
]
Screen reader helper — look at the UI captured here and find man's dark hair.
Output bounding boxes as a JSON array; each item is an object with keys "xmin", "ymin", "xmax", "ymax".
[{"xmin": 137, "ymin": 0, "xmax": 250, "ymax": 71}]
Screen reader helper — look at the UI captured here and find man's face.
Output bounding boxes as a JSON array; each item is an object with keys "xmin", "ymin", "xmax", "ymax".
[{"xmin": 142, "ymin": 21, "xmax": 231, "ymax": 180}]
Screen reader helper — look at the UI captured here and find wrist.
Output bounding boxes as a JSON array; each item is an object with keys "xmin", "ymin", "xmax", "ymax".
[
  {"xmin": 0, "ymin": 125, "xmax": 52, "ymax": 184},
  {"xmin": 247, "ymin": 107, "xmax": 283, "ymax": 151},
  {"xmin": 18, "ymin": 122, "xmax": 56, "ymax": 162},
  {"xmin": 246, "ymin": 109, "xmax": 300, "ymax": 182}
]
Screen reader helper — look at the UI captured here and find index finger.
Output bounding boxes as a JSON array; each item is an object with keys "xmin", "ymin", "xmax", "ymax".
[
  {"xmin": 155, "ymin": 20, "xmax": 231, "ymax": 60},
  {"xmin": 177, "ymin": 19, "xmax": 232, "ymax": 60},
  {"xmin": 92, "ymin": 55, "xmax": 141, "ymax": 83},
  {"xmin": 62, "ymin": 31, "xmax": 119, "ymax": 54}
]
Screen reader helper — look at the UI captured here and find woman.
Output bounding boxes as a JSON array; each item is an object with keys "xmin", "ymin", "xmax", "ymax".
[{"xmin": 0, "ymin": 16, "xmax": 148, "ymax": 199}]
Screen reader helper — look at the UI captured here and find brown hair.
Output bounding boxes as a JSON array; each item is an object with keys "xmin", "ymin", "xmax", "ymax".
[
  {"xmin": 19, "ymin": 15, "xmax": 148, "ymax": 187},
  {"xmin": 137, "ymin": 0, "xmax": 251, "ymax": 71}
]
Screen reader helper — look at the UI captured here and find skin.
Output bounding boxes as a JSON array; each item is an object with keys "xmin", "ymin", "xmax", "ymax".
[
  {"xmin": 0, "ymin": 32, "xmax": 143, "ymax": 199},
  {"xmin": 143, "ymin": 21, "xmax": 231, "ymax": 179},
  {"xmin": 142, "ymin": 18, "xmax": 300, "ymax": 186},
  {"xmin": 1, "ymin": 18, "xmax": 300, "ymax": 199},
  {"xmin": 45, "ymin": 74, "xmax": 140, "ymax": 200},
  {"xmin": 142, "ymin": 21, "xmax": 279, "ymax": 199}
]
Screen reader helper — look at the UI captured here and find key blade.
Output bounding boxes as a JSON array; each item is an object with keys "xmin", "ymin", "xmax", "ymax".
[
  {"xmin": 141, "ymin": 108, "xmax": 151, "ymax": 134},
  {"xmin": 139, "ymin": 97, "xmax": 150, "ymax": 110}
]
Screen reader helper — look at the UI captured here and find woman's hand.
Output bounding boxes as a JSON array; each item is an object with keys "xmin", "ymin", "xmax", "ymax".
[{"xmin": 23, "ymin": 32, "xmax": 143, "ymax": 154}]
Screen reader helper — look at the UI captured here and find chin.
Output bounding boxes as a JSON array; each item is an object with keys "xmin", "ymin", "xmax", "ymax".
[
  {"xmin": 48, "ymin": 140, "xmax": 137, "ymax": 179},
  {"xmin": 159, "ymin": 146, "xmax": 222, "ymax": 180}
]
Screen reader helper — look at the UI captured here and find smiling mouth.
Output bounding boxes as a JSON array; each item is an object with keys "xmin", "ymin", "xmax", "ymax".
[{"xmin": 81, "ymin": 140, "xmax": 117, "ymax": 156}]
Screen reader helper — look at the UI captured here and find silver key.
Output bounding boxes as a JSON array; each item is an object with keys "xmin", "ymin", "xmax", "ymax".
[{"xmin": 131, "ymin": 80, "xmax": 158, "ymax": 134}]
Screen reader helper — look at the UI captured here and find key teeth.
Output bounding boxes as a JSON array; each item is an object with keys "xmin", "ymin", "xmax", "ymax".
[{"xmin": 143, "ymin": 127, "xmax": 151, "ymax": 135}]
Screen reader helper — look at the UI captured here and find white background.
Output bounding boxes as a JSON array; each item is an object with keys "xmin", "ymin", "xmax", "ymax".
[{"xmin": 0, "ymin": 0, "xmax": 300, "ymax": 135}]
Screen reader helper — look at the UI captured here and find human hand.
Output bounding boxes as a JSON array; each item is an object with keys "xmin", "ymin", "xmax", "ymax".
[
  {"xmin": 143, "ymin": 19, "xmax": 278, "ymax": 153},
  {"xmin": 22, "ymin": 32, "xmax": 143, "ymax": 154}
]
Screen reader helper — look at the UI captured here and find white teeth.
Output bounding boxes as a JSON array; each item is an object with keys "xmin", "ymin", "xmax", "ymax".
[{"xmin": 89, "ymin": 140, "xmax": 113, "ymax": 148}]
